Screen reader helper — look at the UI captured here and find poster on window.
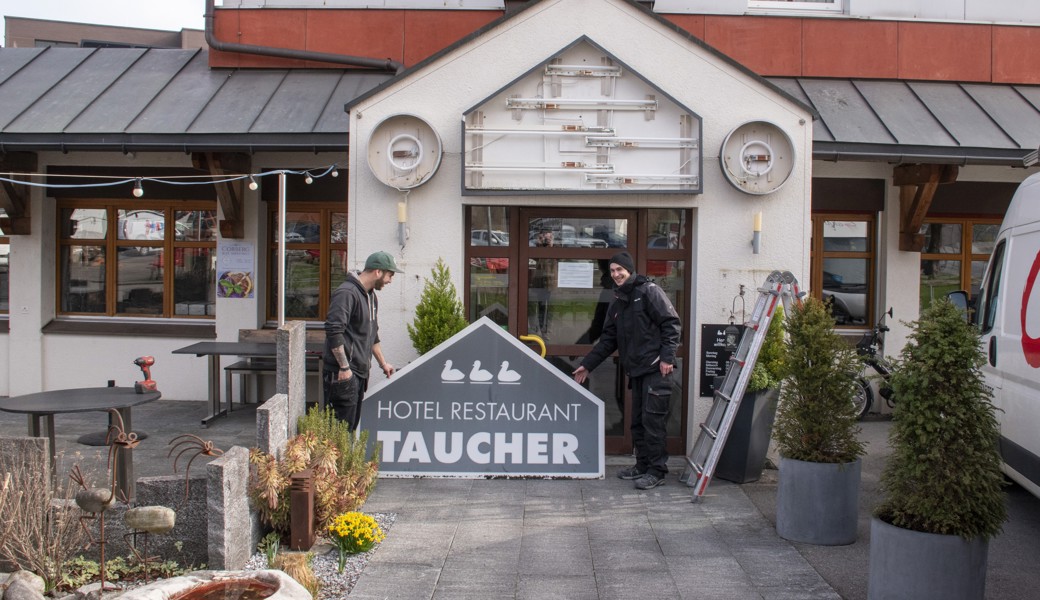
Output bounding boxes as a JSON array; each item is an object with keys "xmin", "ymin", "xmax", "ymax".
[{"xmin": 216, "ymin": 240, "xmax": 254, "ymax": 299}]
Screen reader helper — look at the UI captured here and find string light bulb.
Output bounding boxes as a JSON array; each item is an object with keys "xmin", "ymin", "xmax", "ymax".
[
  {"xmin": 248, "ymin": 176, "xmax": 259, "ymax": 191},
  {"xmin": 304, "ymin": 173, "xmax": 314, "ymax": 185},
  {"xmin": 331, "ymin": 168, "xmax": 339, "ymax": 178},
  {"xmin": 132, "ymin": 179, "xmax": 144, "ymax": 198}
]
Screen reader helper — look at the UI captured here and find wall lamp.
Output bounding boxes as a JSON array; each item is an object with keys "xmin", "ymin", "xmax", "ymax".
[{"xmin": 752, "ymin": 211, "xmax": 762, "ymax": 254}]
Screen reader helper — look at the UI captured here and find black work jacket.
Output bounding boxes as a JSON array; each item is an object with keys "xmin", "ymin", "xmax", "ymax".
[{"xmin": 580, "ymin": 274, "xmax": 682, "ymax": 378}]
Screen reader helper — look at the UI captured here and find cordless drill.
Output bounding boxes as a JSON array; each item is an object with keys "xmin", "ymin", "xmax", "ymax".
[{"xmin": 133, "ymin": 356, "xmax": 158, "ymax": 393}]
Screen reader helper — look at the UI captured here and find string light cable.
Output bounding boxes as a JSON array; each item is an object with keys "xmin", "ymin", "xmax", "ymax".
[{"xmin": 0, "ymin": 165, "xmax": 342, "ymax": 195}]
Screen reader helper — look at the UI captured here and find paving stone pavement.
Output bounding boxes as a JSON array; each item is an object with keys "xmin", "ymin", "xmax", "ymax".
[
  {"xmin": 2, "ymin": 402, "xmax": 1038, "ymax": 599},
  {"xmin": 353, "ymin": 473, "xmax": 840, "ymax": 600}
]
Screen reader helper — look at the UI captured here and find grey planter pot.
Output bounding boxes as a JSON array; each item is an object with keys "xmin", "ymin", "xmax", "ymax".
[
  {"xmin": 715, "ymin": 387, "xmax": 779, "ymax": 484},
  {"xmin": 868, "ymin": 517, "xmax": 989, "ymax": 600},
  {"xmin": 776, "ymin": 456, "xmax": 861, "ymax": 545}
]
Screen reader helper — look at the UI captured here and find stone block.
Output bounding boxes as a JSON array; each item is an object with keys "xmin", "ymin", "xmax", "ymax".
[
  {"xmin": 206, "ymin": 446, "xmax": 260, "ymax": 570},
  {"xmin": 257, "ymin": 393, "xmax": 289, "ymax": 457}
]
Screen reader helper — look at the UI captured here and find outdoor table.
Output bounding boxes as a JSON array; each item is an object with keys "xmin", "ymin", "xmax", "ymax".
[
  {"xmin": 0, "ymin": 387, "xmax": 161, "ymax": 500},
  {"xmin": 172, "ymin": 341, "xmax": 323, "ymax": 427}
]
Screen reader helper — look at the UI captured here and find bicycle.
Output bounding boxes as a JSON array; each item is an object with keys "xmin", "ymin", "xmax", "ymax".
[{"xmin": 852, "ymin": 308, "xmax": 895, "ymax": 419}]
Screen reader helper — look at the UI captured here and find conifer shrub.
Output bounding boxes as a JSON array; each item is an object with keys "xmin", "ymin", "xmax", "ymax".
[
  {"xmin": 407, "ymin": 258, "xmax": 468, "ymax": 355},
  {"xmin": 875, "ymin": 299, "xmax": 1006, "ymax": 539},
  {"xmin": 773, "ymin": 297, "xmax": 865, "ymax": 463}
]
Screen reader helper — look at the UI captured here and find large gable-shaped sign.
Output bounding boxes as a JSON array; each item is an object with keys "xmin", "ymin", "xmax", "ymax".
[
  {"xmin": 463, "ymin": 37, "xmax": 702, "ymax": 195},
  {"xmin": 362, "ymin": 317, "xmax": 605, "ymax": 478}
]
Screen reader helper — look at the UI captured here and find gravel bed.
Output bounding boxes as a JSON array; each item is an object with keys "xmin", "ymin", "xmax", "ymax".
[{"xmin": 243, "ymin": 512, "xmax": 396, "ymax": 599}]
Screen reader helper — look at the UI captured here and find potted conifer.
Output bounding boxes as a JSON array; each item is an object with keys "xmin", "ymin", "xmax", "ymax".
[
  {"xmin": 773, "ymin": 297, "xmax": 865, "ymax": 545},
  {"xmin": 407, "ymin": 258, "xmax": 468, "ymax": 355},
  {"xmin": 868, "ymin": 299, "xmax": 1006, "ymax": 599},
  {"xmin": 716, "ymin": 306, "xmax": 786, "ymax": 483}
]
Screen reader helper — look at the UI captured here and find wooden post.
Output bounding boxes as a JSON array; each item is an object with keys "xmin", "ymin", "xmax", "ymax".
[{"xmin": 289, "ymin": 469, "xmax": 315, "ymax": 550}]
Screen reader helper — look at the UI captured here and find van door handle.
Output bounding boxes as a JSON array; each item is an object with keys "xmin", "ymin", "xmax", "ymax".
[{"xmin": 989, "ymin": 337, "xmax": 997, "ymax": 367}]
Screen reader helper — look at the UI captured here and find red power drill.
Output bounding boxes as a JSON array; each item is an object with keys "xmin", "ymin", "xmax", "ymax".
[{"xmin": 133, "ymin": 356, "xmax": 158, "ymax": 394}]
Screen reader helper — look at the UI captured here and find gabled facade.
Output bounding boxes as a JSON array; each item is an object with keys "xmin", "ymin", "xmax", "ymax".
[{"xmin": 0, "ymin": 0, "xmax": 1038, "ymax": 457}]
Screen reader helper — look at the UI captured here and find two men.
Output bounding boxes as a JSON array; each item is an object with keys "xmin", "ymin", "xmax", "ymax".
[
  {"xmin": 323, "ymin": 251, "xmax": 402, "ymax": 430},
  {"xmin": 573, "ymin": 251, "xmax": 682, "ymax": 490}
]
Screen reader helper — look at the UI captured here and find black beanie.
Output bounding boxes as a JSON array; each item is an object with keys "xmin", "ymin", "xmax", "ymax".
[{"xmin": 609, "ymin": 251, "xmax": 636, "ymax": 274}]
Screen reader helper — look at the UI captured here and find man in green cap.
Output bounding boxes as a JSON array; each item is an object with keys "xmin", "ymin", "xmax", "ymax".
[{"xmin": 323, "ymin": 250, "xmax": 403, "ymax": 429}]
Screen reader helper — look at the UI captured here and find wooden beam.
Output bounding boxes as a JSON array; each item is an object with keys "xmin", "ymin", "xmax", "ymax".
[
  {"xmin": 191, "ymin": 152, "xmax": 248, "ymax": 239},
  {"xmin": 0, "ymin": 153, "xmax": 37, "ymax": 235},
  {"xmin": 895, "ymin": 164, "xmax": 958, "ymax": 252}
]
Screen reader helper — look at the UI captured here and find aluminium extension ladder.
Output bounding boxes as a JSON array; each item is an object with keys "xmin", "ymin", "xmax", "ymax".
[{"xmin": 680, "ymin": 270, "xmax": 803, "ymax": 502}]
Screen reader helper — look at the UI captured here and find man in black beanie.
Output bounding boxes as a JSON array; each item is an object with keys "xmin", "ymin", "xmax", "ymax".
[{"xmin": 573, "ymin": 251, "xmax": 681, "ymax": 489}]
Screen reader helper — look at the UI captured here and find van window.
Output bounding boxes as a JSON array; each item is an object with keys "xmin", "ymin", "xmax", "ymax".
[{"xmin": 978, "ymin": 240, "xmax": 1006, "ymax": 334}]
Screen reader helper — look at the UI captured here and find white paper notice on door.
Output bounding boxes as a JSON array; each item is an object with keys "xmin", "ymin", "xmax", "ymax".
[{"xmin": 557, "ymin": 261, "xmax": 594, "ymax": 289}]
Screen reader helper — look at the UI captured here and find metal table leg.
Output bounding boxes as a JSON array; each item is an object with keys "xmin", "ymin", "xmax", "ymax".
[{"xmin": 201, "ymin": 354, "xmax": 228, "ymax": 427}]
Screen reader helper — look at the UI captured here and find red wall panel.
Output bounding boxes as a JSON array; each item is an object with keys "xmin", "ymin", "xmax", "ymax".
[
  {"xmin": 702, "ymin": 16, "xmax": 802, "ymax": 76},
  {"xmin": 208, "ymin": 8, "xmax": 1038, "ymax": 86},
  {"xmin": 802, "ymin": 19, "xmax": 898, "ymax": 79},
  {"xmin": 993, "ymin": 25, "xmax": 1040, "ymax": 84},
  {"xmin": 898, "ymin": 22, "xmax": 991, "ymax": 82}
]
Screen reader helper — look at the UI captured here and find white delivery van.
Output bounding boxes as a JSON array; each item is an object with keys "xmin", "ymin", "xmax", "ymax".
[{"xmin": 963, "ymin": 171, "xmax": 1040, "ymax": 498}]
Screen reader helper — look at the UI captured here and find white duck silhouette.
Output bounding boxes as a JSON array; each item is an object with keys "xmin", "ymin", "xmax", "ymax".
[
  {"xmin": 441, "ymin": 360, "xmax": 465, "ymax": 381},
  {"xmin": 469, "ymin": 360, "xmax": 494, "ymax": 382},
  {"xmin": 497, "ymin": 361, "xmax": 521, "ymax": 383}
]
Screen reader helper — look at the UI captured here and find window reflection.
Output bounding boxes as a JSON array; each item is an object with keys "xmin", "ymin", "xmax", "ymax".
[
  {"xmin": 117, "ymin": 247, "xmax": 163, "ymax": 315},
  {"xmin": 64, "ymin": 208, "xmax": 107, "ymax": 239},
  {"xmin": 921, "ymin": 223, "xmax": 961, "ymax": 254},
  {"xmin": 822, "ymin": 257, "xmax": 868, "ymax": 326},
  {"xmin": 174, "ymin": 210, "xmax": 217, "ymax": 242},
  {"xmin": 470, "ymin": 257, "xmax": 509, "ymax": 327},
  {"xmin": 526, "ymin": 217, "xmax": 622, "ymax": 248},
  {"xmin": 62, "ymin": 246, "xmax": 106, "ymax": 313},
  {"xmin": 647, "ymin": 209, "xmax": 686, "ymax": 249},
  {"xmin": 823, "ymin": 221, "xmax": 869, "ymax": 252},
  {"xmin": 920, "ymin": 259, "xmax": 961, "ymax": 311},
  {"xmin": 271, "ymin": 249, "xmax": 320, "ymax": 319},
  {"xmin": 173, "ymin": 248, "xmax": 215, "ymax": 316}
]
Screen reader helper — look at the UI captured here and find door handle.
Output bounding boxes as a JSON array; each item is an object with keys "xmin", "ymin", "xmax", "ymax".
[{"xmin": 989, "ymin": 337, "xmax": 997, "ymax": 367}]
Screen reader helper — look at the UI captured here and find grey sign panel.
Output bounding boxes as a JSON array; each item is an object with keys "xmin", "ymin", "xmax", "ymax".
[{"xmin": 362, "ymin": 317, "xmax": 605, "ymax": 478}]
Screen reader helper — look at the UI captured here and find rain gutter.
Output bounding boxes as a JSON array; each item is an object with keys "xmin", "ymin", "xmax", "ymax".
[{"xmin": 204, "ymin": 0, "xmax": 405, "ymax": 74}]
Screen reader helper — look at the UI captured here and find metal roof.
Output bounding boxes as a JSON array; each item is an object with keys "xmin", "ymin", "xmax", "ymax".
[
  {"xmin": 0, "ymin": 47, "xmax": 1036, "ymax": 167},
  {"xmin": 769, "ymin": 77, "xmax": 1040, "ymax": 167},
  {"xmin": 0, "ymin": 47, "xmax": 391, "ymax": 153}
]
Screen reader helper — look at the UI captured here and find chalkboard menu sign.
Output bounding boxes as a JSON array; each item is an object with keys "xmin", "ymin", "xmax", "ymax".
[{"xmin": 699, "ymin": 324, "xmax": 745, "ymax": 396}]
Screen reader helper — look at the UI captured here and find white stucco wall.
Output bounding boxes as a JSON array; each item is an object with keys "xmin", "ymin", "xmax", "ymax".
[
  {"xmin": 0, "ymin": 150, "xmax": 344, "ymax": 400},
  {"xmin": 345, "ymin": 0, "xmax": 814, "ymax": 442}
]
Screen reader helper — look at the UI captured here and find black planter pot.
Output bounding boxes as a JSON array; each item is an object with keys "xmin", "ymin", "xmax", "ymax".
[
  {"xmin": 715, "ymin": 387, "xmax": 779, "ymax": 483},
  {"xmin": 868, "ymin": 517, "xmax": 989, "ymax": 599}
]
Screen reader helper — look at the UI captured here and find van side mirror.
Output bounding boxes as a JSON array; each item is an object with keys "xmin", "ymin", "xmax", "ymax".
[{"xmin": 945, "ymin": 291, "xmax": 973, "ymax": 323}]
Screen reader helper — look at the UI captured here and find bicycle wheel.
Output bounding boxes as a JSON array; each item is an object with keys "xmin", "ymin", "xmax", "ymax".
[{"xmin": 853, "ymin": 377, "xmax": 872, "ymax": 420}]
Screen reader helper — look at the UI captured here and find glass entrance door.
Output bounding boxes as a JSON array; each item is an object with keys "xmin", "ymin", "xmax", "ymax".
[{"xmin": 467, "ymin": 206, "xmax": 689, "ymax": 455}]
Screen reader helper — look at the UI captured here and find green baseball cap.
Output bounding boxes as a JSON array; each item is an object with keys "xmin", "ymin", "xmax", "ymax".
[{"xmin": 364, "ymin": 251, "xmax": 404, "ymax": 273}]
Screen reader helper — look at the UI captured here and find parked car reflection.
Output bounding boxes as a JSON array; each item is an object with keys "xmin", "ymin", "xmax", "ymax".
[{"xmin": 822, "ymin": 271, "xmax": 867, "ymax": 325}]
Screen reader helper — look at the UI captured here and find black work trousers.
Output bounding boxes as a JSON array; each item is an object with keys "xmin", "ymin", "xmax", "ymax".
[
  {"xmin": 323, "ymin": 369, "xmax": 369, "ymax": 430},
  {"xmin": 630, "ymin": 371, "xmax": 672, "ymax": 478}
]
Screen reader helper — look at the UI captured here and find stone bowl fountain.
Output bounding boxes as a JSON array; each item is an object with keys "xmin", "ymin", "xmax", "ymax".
[{"xmin": 117, "ymin": 569, "xmax": 311, "ymax": 600}]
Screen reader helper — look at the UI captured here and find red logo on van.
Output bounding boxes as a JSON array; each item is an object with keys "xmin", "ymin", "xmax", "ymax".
[{"xmin": 1022, "ymin": 248, "xmax": 1040, "ymax": 368}]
